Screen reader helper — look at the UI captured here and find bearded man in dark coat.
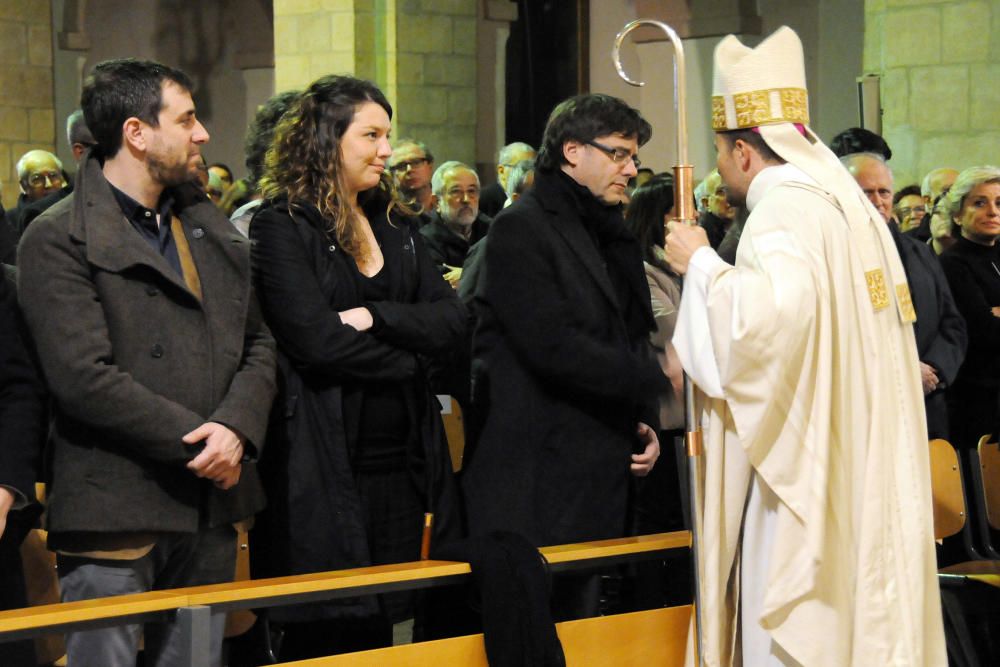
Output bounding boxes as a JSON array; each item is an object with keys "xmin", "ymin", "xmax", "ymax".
[{"xmin": 17, "ymin": 59, "xmax": 276, "ymax": 666}]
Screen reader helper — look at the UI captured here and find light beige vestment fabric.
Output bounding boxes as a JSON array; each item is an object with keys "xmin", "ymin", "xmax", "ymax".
[{"xmin": 674, "ymin": 162, "xmax": 946, "ymax": 666}]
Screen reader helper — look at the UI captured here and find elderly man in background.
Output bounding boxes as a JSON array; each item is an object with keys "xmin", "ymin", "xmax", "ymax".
[
  {"xmin": 479, "ymin": 141, "xmax": 536, "ymax": 217},
  {"xmin": 7, "ymin": 111, "xmax": 97, "ymax": 251},
  {"xmin": 909, "ymin": 167, "xmax": 960, "ymax": 242},
  {"xmin": 697, "ymin": 168, "xmax": 736, "ymax": 250},
  {"xmin": 420, "ymin": 161, "xmax": 491, "ymax": 287},
  {"xmin": 7, "ymin": 150, "xmax": 69, "ymax": 239},
  {"xmin": 844, "ymin": 152, "xmax": 966, "ymax": 439}
]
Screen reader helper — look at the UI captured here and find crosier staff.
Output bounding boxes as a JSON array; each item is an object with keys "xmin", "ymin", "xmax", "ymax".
[{"xmin": 613, "ymin": 20, "xmax": 704, "ymax": 666}]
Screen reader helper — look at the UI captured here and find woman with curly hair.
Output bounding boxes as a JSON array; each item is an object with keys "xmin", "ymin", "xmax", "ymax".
[{"xmin": 248, "ymin": 75, "xmax": 466, "ymax": 659}]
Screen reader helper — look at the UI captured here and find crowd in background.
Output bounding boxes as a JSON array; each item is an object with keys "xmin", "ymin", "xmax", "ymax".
[{"xmin": 1, "ymin": 58, "xmax": 998, "ymax": 666}]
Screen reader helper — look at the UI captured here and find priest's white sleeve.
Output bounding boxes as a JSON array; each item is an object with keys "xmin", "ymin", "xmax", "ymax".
[{"xmin": 674, "ymin": 245, "xmax": 731, "ymax": 399}]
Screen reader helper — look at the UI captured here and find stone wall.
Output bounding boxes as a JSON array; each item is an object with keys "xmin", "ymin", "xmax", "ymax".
[
  {"xmin": 394, "ymin": 0, "xmax": 477, "ymax": 165},
  {"xmin": 0, "ymin": 1, "xmax": 54, "ymax": 210},
  {"xmin": 273, "ymin": 0, "xmax": 477, "ymax": 166},
  {"xmin": 865, "ymin": 0, "xmax": 1000, "ymax": 186}
]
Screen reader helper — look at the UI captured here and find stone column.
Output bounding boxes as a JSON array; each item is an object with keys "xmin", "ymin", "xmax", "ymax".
[
  {"xmin": 0, "ymin": 2, "xmax": 55, "ymax": 210},
  {"xmin": 394, "ymin": 0, "xmax": 477, "ymax": 164},
  {"xmin": 272, "ymin": 0, "xmax": 478, "ymax": 166},
  {"xmin": 865, "ymin": 0, "xmax": 1000, "ymax": 186}
]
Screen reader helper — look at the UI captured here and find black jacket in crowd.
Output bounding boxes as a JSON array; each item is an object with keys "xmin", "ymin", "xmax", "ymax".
[
  {"xmin": 462, "ymin": 170, "xmax": 666, "ymax": 548},
  {"xmin": 418, "ymin": 210, "xmax": 491, "ymax": 274},
  {"xmin": 940, "ymin": 235, "xmax": 1000, "ymax": 448},
  {"xmin": 248, "ymin": 198, "xmax": 466, "ymax": 622},
  {"xmin": 0, "ymin": 265, "xmax": 46, "ymax": 666},
  {"xmin": 891, "ymin": 224, "xmax": 967, "ymax": 439},
  {"xmin": 478, "ymin": 182, "xmax": 506, "ymax": 219}
]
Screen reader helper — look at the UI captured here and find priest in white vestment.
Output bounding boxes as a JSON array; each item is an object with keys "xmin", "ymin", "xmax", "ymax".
[{"xmin": 664, "ymin": 27, "xmax": 947, "ymax": 667}]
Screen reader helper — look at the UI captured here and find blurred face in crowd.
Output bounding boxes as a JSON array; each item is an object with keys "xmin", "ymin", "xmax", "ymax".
[
  {"xmin": 389, "ymin": 142, "xmax": 432, "ymax": 193},
  {"xmin": 208, "ymin": 165, "xmax": 232, "ymax": 189},
  {"xmin": 563, "ymin": 133, "xmax": 639, "ymax": 205},
  {"xmin": 929, "ymin": 200, "xmax": 954, "ymax": 246},
  {"xmin": 705, "ymin": 171, "xmax": 734, "ymax": 220},
  {"xmin": 437, "ymin": 167, "xmax": 480, "ymax": 226},
  {"xmin": 852, "ymin": 157, "xmax": 894, "ymax": 222},
  {"xmin": 145, "ymin": 82, "xmax": 209, "ymax": 187},
  {"xmin": 339, "ymin": 101, "xmax": 392, "ymax": 198},
  {"xmin": 955, "ymin": 181, "xmax": 1000, "ymax": 246},
  {"xmin": 19, "ymin": 150, "xmax": 65, "ymax": 201},
  {"xmin": 206, "ymin": 171, "xmax": 225, "ymax": 205},
  {"xmin": 895, "ymin": 194, "xmax": 926, "ymax": 232},
  {"xmin": 498, "ymin": 145, "xmax": 536, "ymax": 191},
  {"xmin": 925, "ymin": 168, "xmax": 958, "ymax": 206}
]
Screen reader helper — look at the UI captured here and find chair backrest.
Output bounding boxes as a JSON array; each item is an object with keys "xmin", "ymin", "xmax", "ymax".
[
  {"xmin": 978, "ymin": 438, "xmax": 1000, "ymax": 531},
  {"xmin": 929, "ymin": 439, "xmax": 966, "ymax": 540}
]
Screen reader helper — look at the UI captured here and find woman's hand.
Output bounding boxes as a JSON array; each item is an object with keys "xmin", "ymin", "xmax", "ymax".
[{"xmin": 339, "ymin": 307, "xmax": 374, "ymax": 331}]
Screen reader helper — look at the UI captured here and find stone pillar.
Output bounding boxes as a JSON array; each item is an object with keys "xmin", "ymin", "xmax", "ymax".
[
  {"xmin": 394, "ymin": 0, "xmax": 477, "ymax": 164},
  {"xmin": 865, "ymin": 0, "xmax": 1000, "ymax": 186},
  {"xmin": 272, "ymin": 0, "xmax": 478, "ymax": 166},
  {"xmin": 273, "ymin": 0, "xmax": 361, "ymax": 92},
  {"xmin": 0, "ymin": 2, "xmax": 55, "ymax": 210}
]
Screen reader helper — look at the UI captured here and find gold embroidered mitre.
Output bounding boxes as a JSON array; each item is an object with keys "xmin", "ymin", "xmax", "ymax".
[{"xmin": 711, "ymin": 26, "xmax": 810, "ymax": 131}]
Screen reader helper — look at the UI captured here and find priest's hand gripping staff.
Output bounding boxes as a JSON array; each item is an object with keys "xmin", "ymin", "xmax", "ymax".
[{"xmin": 613, "ymin": 19, "xmax": 704, "ymax": 666}]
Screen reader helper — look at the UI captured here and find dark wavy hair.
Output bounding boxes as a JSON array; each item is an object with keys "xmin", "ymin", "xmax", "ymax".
[
  {"xmin": 244, "ymin": 90, "xmax": 300, "ymax": 189},
  {"xmin": 536, "ymin": 94, "xmax": 652, "ymax": 173},
  {"xmin": 259, "ymin": 75, "xmax": 404, "ymax": 263},
  {"xmin": 625, "ymin": 174, "xmax": 675, "ymax": 270}
]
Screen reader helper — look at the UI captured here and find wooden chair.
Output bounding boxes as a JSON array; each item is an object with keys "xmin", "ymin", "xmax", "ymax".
[
  {"xmin": 271, "ymin": 605, "xmax": 692, "ymax": 667},
  {"xmin": 929, "ymin": 439, "xmax": 985, "ymax": 561},
  {"xmin": 969, "ymin": 436, "xmax": 1000, "ymax": 559},
  {"xmin": 439, "ymin": 395, "xmax": 465, "ymax": 472},
  {"xmin": 929, "ymin": 439, "xmax": 1000, "ymax": 667}
]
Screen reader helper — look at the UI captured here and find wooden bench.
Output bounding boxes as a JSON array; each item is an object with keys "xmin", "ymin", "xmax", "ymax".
[
  {"xmin": 0, "ymin": 531, "xmax": 691, "ymax": 665},
  {"xmin": 282, "ymin": 605, "xmax": 692, "ymax": 666}
]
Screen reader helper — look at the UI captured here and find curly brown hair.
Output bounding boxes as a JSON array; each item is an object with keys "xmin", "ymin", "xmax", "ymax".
[{"xmin": 259, "ymin": 75, "xmax": 407, "ymax": 262}]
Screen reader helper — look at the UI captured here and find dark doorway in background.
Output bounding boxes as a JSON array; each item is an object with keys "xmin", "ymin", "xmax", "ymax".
[{"xmin": 505, "ymin": 0, "xmax": 589, "ymax": 149}]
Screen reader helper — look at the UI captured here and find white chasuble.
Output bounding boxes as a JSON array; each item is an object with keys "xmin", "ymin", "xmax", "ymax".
[{"xmin": 675, "ymin": 164, "xmax": 946, "ymax": 666}]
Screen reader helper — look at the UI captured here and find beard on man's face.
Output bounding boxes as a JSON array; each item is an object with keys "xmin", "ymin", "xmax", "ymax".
[{"xmin": 146, "ymin": 146, "xmax": 196, "ymax": 189}]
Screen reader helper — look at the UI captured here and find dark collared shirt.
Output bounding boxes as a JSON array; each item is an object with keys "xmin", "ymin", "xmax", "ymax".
[{"xmin": 109, "ymin": 184, "xmax": 182, "ymax": 276}]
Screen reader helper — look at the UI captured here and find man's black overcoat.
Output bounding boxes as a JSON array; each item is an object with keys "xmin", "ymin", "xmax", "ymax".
[{"xmin": 462, "ymin": 170, "xmax": 665, "ymax": 547}]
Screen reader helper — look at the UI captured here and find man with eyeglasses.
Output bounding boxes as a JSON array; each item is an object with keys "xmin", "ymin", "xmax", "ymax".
[
  {"xmin": 843, "ymin": 152, "xmax": 966, "ymax": 439},
  {"xmin": 7, "ymin": 150, "xmax": 69, "ymax": 241},
  {"xmin": 387, "ymin": 138, "xmax": 435, "ymax": 221},
  {"xmin": 6, "ymin": 112, "xmax": 96, "ymax": 248},
  {"xmin": 893, "ymin": 185, "xmax": 926, "ymax": 233},
  {"xmin": 420, "ymin": 161, "xmax": 491, "ymax": 287},
  {"xmin": 462, "ymin": 93, "xmax": 665, "ymax": 621}
]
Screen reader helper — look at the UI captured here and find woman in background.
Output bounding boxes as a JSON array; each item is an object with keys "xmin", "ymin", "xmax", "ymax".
[
  {"xmin": 939, "ymin": 166, "xmax": 1000, "ymax": 454},
  {"xmin": 623, "ymin": 175, "xmax": 689, "ymax": 608},
  {"xmin": 248, "ymin": 75, "xmax": 465, "ymax": 659}
]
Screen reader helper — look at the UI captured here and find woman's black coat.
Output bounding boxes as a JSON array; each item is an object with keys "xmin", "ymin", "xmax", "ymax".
[{"xmin": 248, "ymin": 199, "xmax": 466, "ymax": 622}]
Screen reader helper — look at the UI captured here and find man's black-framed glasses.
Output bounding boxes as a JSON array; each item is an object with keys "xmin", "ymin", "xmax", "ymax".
[
  {"xmin": 390, "ymin": 157, "xmax": 429, "ymax": 173},
  {"xmin": 586, "ymin": 140, "xmax": 641, "ymax": 169}
]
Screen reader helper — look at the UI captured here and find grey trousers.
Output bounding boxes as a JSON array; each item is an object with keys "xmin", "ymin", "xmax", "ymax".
[{"xmin": 57, "ymin": 525, "xmax": 236, "ymax": 667}]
